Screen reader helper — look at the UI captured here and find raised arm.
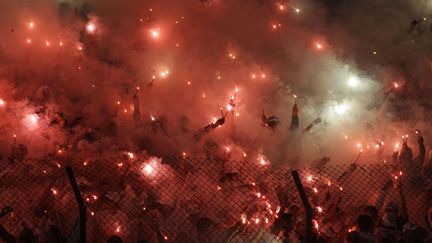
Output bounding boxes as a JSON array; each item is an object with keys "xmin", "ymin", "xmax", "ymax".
[{"xmin": 418, "ymin": 136, "xmax": 426, "ymax": 165}]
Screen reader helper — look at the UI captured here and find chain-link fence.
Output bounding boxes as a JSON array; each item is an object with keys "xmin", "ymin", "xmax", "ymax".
[{"xmin": 0, "ymin": 156, "xmax": 431, "ymax": 242}]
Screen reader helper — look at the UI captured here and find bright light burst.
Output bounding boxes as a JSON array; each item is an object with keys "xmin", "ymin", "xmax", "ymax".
[
  {"xmin": 334, "ymin": 103, "xmax": 350, "ymax": 115},
  {"xmin": 348, "ymin": 76, "xmax": 360, "ymax": 87}
]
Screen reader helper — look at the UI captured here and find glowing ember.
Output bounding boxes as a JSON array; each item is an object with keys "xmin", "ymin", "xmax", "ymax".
[
  {"xmin": 0, "ymin": 99, "xmax": 5, "ymax": 107},
  {"xmin": 143, "ymin": 164, "xmax": 154, "ymax": 174},
  {"xmin": 150, "ymin": 28, "xmax": 160, "ymax": 38},
  {"xmin": 86, "ymin": 22, "xmax": 96, "ymax": 33}
]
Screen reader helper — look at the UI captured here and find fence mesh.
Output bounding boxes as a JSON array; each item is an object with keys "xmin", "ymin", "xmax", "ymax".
[{"xmin": 0, "ymin": 156, "xmax": 430, "ymax": 242}]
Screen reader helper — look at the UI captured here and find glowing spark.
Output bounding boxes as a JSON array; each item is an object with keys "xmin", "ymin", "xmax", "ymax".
[
  {"xmin": 26, "ymin": 39, "xmax": 31, "ymax": 44},
  {"xmin": 278, "ymin": 4, "xmax": 285, "ymax": 11},
  {"xmin": 225, "ymin": 146, "xmax": 231, "ymax": 152},
  {"xmin": 86, "ymin": 22, "xmax": 96, "ymax": 33},
  {"xmin": 344, "ymin": 135, "xmax": 349, "ymax": 140},
  {"xmin": 126, "ymin": 152, "xmax": 134, "ymax": 159},
  {"xmin": 202, "ymin": 92, "xmax": 206, "ymax": 98},
  {"xmin": 228, "ymin": 53, "xmax": 236, "ymax": 59},
  {"xmin": 117, "ymin": 101, "xmax": 121, "ymax": 105},
  {"xmin": 187, "ymin": 81, "xmax": 191, "ymax": 85},
  {"xmin": 317, "ymin": 207, "xmax": 323, "ymax": 213},
  {"xmin": 236, "ymin": 113, "xmax": 240, "ymax": 117},
  {"xmin": 59, "ymin": 41, "xmax": 63, "ymax": 46},
  {"xmin": 255, "ymin": 218, "xmax": 260, "ymax": 224},
  {"xmin": 28, "ymin": 21, "xmax": 34, "ymax": 29},
  {"xmin": 243, "ymin": 153, "xmax": 247, "ymax": 157},
  {"xmin": 182, "ymin": 152, "xmax": 187, "ymax": 157},
  {"xmin": 313, "ymin": 187, "xmax": 318, "ymax": 193},
  {"xmin": 0, "ymin": 99, "xmax": 5, "ymax": 107},
  {"xmin": 150, "ymin": 115, "xmax": 155, "ymax": 121},
  {"xmin": 258, "ymin": 156, "xmax": 267, "ymax": 165},
  {"xmin": 265, "ymin": 218, "xmax": 269, "ymax": 224},
  {"xmin": 251, "ymin": 74, "xmax": 256, "ymax": 79},
  {"xmin": 116, "ymin": 226, "xmax": 121, "ymax": 233},
  {"xmin": 399, "ymin": 171, "xmax": 403, "ymax": 176},
  {"xmin": 307, "ymin": 175, "xmax": 313, "ymax": 182},
  {"xmin": 45, "ymin": 41, "xmax": 50, "ymax": 47},
  {"xmin": 51, "ymin": 189, "xmax": 57, "ymax": 195},
  {"xmin": 294, "ymin": 8, "xmax": 301, "ymax": 13},
  {"xmin": 313, "ymin": 220, "xmax": 319, "ymax": 230},
  {"xmin": 117, "ymin": 162, "xmax": 123, "ymax": 167},
  {"xmin": 91, "ymin": 212, "xmax": 95, "ymax": 216},
  {"xmin": 163, "ymin": 236, "xmax": 168, "ymax": 240},
  {"xmin": 327, "ymin": 181, "xmax": 332, "ymax": 186},
  {"xmin": 261, "ymin": 73, "xmax": 266, "ymax": 78},
  {"xmin": 77, "ymin": 45, "xmax": 83, "ymax": 51},
  {"xmin": 143, "ymin": 164, "xmax": 154, "ymax": 175},
  {"xmin": 339, "ymin": 186, "xmax": 343, "ymax": 191},
  {"xmin": 315, "ymin": 42, "xmax": 322, "ymax": 49},
  {"xmin": 217, "ymin": 185, "xmax": 221, "ymax": 190},
  {"xmin": 150, "ymin": 28, "xmax": 160, "ymax": 38},
  {"xmin": 159, "ymin": 70, "xmax": 169, "ymax": 78},
  {"xmin": 373, "ymin": 51, "xmax": 377, "ymax": 55},
  {"xmin": 241, "ymin": 215, "xmax": 247, "ymax": 224}
]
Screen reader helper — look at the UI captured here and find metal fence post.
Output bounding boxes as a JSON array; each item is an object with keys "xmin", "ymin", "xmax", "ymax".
[
  {"xmin": 291, "ymin": 170, "xmax": 313, "ymax": 242},
  {"xmin": 66, "ymin": 166, "xmax": 86, "ymax": 243}
]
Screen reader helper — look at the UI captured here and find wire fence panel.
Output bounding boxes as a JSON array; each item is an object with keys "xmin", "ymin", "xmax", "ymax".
[{"xmin": 0, "ymin": 156, "xmax": 430, "ymax": 242}]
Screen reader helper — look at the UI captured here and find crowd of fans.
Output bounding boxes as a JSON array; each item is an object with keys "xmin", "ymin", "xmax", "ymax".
[{"xmin": 0, "ymin": 135, "xmax": 431, "ymax": 243}]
